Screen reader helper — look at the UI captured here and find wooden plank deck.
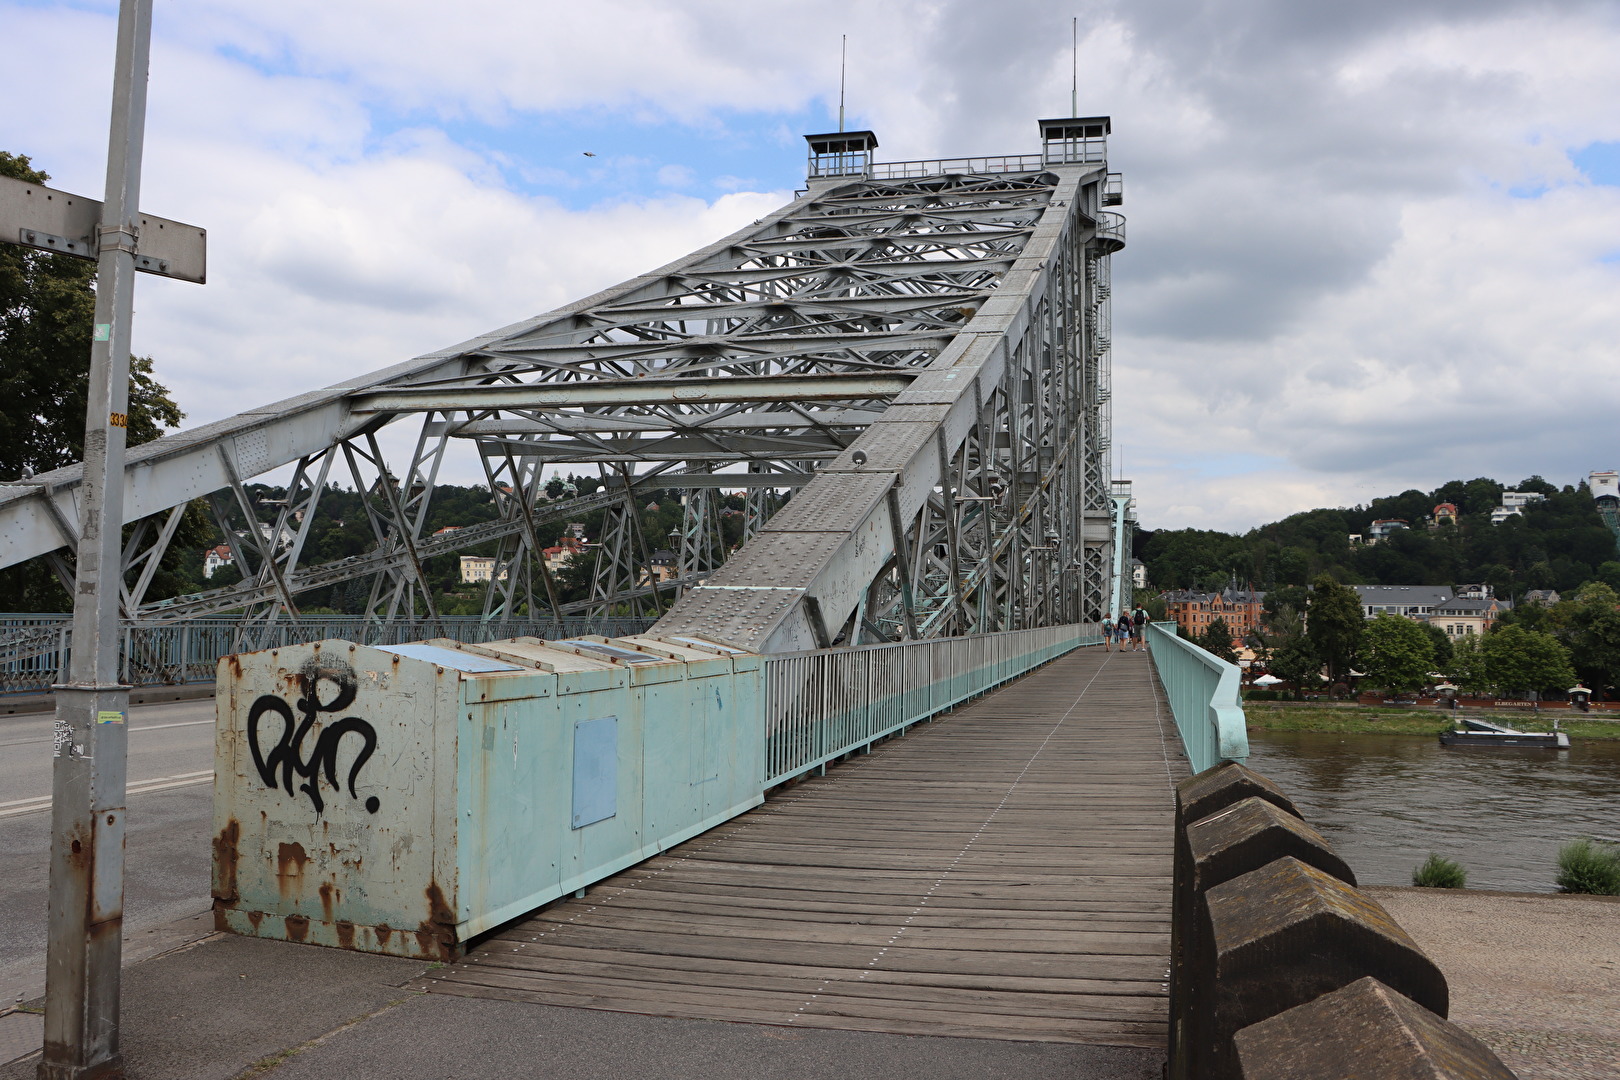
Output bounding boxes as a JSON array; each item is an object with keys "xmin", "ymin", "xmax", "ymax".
[{"xmin": 412, "ymin": 646, "xmax": 1189, "ymax": 1047}]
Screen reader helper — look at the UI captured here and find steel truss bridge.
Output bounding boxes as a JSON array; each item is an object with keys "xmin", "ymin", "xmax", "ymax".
[{"xmin": 0, "ymin": 116, "xmax": 1132, "ymax": 657}]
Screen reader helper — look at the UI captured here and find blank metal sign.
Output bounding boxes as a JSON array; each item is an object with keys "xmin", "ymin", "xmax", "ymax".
[{"xmin": 571, "ymin": 716, "xmax": 618, "ymax": 829}]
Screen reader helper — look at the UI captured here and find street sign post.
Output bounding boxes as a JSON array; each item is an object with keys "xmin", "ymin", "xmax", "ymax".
[
  {"xmin": 0, "ymin": 1, "xmax": 207, "ymax": 1075},
  {"xmin": 0, "ymin": 175, "xmax": 206, "ymax": 283}
]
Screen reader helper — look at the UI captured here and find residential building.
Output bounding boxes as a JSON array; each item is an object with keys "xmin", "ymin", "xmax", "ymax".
[
  {"xmin": 1350, "ymin": 584, "xmax": 1509, "ymax": 636},
  {"xmin": 1522, "ymin": 589, "xmax": 1561, "ymax": 606},
  {"xmin": 459, "ymin": 555, "xmax": 506, "ymax": 584},
  {"xmin": 255, "ymin": 521, "xmax": 296, "ymax": 550},
  {"xmin": 1431, "ymin": 503, "xmax": 1458, "ymax": 527},
  {"xmin": 1129, "ymin": 558, "xmax": 1146, "ymax": 590},
  {"xmin": 1367, "ymin": 519, "xmax": 1408, "ymax": 542},
  {"xmin": 542, "ymin": 535, "xmax": 586, "ymax": 574},
  {"xmin": 1491, "ymin": 490, "xmax": 1545, "ymax": 524},
  {"xmin": 1352, "ymin": 585, "xmax": 1453, "ymax": 619},
  {"xmin": 203, "ymin": 544, "xmax": 234, "ymax": 578},
  {"xmin": 642, "ymin": 549, "xmax": 678, "ymax": 584},
  {"xmin": 1430, "ymin": 596, "xmax": 1506, "ymax": 638},
  {"xmin": 1160, "ymin": 587, "xmax": 1265, "ymax": 645}
]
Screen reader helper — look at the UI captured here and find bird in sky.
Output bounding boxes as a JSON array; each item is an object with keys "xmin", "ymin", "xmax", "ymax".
[{"xmin": 582, "ymin": 152, "xmax": 596, "ymax": 157}]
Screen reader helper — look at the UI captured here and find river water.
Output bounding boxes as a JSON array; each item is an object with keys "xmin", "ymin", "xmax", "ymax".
[{"xmin": 1243, "ymin": 730, "xmax": 1620, "ymax": 893}]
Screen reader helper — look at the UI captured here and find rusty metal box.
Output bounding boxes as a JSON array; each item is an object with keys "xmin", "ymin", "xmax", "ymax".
[{"xmin": 212, "ymin": 635, "xmax": 762, "ymax": 958}]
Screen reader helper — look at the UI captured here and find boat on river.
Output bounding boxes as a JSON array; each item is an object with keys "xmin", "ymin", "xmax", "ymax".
[{"xmin": 1440, "ymin": 717, "xmax": 1569, "ymax": 749}]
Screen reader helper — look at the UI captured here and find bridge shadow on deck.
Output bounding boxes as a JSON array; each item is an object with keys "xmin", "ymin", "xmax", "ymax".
[{"xmin": 413, "ymin": 647, "xmax": 1188, "ymax": 1048}]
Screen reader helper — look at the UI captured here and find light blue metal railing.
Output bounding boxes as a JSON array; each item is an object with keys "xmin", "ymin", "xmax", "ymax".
[
  {"xmin": 761, "ymin": 622, "xmax": 1102, "ymax": 786},
  {"xmin": 1144, "ymin": 621, "xmax": 1249, "ymax": 772}
]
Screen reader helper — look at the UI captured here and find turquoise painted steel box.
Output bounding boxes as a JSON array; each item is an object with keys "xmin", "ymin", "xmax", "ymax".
[{"xmin": 212, "ymin": 635, "xmax": 763, "ymax": 958}]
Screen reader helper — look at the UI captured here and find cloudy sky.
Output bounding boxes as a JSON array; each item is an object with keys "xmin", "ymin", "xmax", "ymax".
[{"xmin": 4, "ymin": 0, "xmax": 1618, "ymax": 532}]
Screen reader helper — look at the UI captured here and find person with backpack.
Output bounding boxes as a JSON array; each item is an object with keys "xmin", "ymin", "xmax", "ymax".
[{"xmin": 1130, "ymin": 604, "xmax": 1149, "ymax": 651}]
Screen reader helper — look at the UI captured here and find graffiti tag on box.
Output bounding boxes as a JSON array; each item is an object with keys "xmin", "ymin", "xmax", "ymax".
[{"xmin": 249, "ymin": 654, "xmax": 380, "ymax": 815}]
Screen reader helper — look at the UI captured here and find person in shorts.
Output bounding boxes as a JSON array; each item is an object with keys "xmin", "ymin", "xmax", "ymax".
[{"xmin": 1130, "ymin": 605, "xmax": 1149, "ymax": 651}]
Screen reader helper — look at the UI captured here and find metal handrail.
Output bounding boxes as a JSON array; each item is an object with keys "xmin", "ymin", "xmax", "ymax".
[
  {"xmin": 1096, "ymin": 211, "xmax": 1126, "ymax": 247},
  {"xmin": 761, "ymin": 622, "xmax": 1102, "ymax": 785},
  {"xmin": 864, "ymin": 155, "xmax": 1050, "ymax": 180},
  {"xmin": 1144, "ymin": 621, "xmax": 1248, "ymax": 772}
]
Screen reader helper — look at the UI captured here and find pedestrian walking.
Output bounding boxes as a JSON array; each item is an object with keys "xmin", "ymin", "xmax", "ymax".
[
  {"xmin": 1130, "ymin": 604, "xmax": 1149, "ymax": 651},
  {"xmin": 1114, "ymin": 613, "xmax": 1132, "ymax": 651}
]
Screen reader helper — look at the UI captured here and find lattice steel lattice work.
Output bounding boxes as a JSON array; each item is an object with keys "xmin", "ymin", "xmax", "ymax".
[{"xmin": 0, "ymin": 118, "xmax": 1126, "ymax": 654}]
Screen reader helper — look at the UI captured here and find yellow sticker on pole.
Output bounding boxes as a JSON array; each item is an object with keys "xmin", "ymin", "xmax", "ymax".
[
  {"xmin": 109, "ymin": 412, "xmax": 128, "ymax": 428},
  {"xmin": 96, "ymin": 710, "xmax": 126, "ymax": 725}
]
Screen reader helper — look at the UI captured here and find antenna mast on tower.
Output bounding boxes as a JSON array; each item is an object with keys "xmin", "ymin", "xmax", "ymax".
[{"xmin": 839, "ymin": 35, "xmax": 848, "ymax": 132}]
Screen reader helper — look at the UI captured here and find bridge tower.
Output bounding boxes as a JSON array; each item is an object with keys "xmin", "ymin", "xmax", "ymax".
[{"xmin": 0, "ymin": 118, "xmax": 1126, "ymax": 655}]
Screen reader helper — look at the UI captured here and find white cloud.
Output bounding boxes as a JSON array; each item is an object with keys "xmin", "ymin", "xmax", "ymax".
[{"xmin": 3, "ymin": 0, "xmax": 1619, "ymax": 534}]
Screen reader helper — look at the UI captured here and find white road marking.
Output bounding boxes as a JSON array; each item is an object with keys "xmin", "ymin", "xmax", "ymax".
[
  {"xmin": 0, "ymin": 770, "xmax": 213, "ymax": 819},
  {"xmin": 0, "ymin": 717, "xmax": 213, "ymax": 748},
  {"xmin": 130, "ymin": 719, "xmax": 215, "ymax": 732}
]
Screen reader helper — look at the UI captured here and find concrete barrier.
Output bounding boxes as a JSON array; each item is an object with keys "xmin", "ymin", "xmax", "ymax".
[
  {"xmin": 1235, "ymin": 977, "xmax": 1517, "ymax": 1079},
  {"xmin": 1168, "ymin": 761, "xmax": 1519, "ymax": 1080},
  {"xmin": 1170, "ymin": 762, "xmax": 1305, "ymax": 1077}
]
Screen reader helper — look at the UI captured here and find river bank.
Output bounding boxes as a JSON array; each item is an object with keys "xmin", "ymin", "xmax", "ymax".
[
  {"xmin": 1243, "ymin": 730, "xmax": 1620, "ymax": 893},
  {"xmin": 1244, "ymin": 702, "xmax": 1620, "ymax": 739},
  {"xmin": 1369, "ymin": 887, "xmax": 1620, "ymax": 1079}
]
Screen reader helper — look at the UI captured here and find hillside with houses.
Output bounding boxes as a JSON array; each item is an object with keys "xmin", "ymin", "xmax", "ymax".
[{"xmin": 1139, "ymin": 473, "xmax": 1620, "ymax": 703}]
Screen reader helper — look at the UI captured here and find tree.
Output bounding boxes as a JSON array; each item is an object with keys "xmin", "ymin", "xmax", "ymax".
[
  {"xmin": 1449, "ymin": 634, "xmax": 1489, "ymax": 695},
  {"xmin": 0, "ymin": 152, "xmax": 184, "ymax": 479},
  {"xmin": 1479, "ymin": 625, "xmax": 1576, "ymax": 697},
  {"xmin": 1562, "ymin": 582, "xmax": 1620, "ymax": 696},
  {"xmin": 1419, "ymin": 620, "xmax": 1453, "ymax": 669},
  {"xmin": 1269, "ymin": 634, "xmax": 1323, "ymax": 699},
  {"xmin": 1307, "ymin": 574, "xmax": 1363, "ymax": 682},
  {"xmin": 0, "ymin": 151, "xmax": 194, "ymax": 610},
  {"xmin": 1360, "ymin": 614, "xmax": 1435, "ymax": 693},
  {"xmin": 1272, "ymin": 546, "xmax": 1312, "ymax": 586},
  {"xmin": 1199, "ymin": 616, "xmax": 1239, "ymax": 664}
]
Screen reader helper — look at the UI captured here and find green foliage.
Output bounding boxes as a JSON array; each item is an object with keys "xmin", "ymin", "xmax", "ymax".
[
  {"xmin": 1562, "ymin": 582, "xmax": 1620, "ymax": 694},
  {"xmin": 1449, "ymin": 634, "xmax": 1489, "ymax": 694},
  {"xmin": 1199, "ymin": 616, "xmax": 1239, "ymax": 663},
  {"xmin": 1268, "ymin": 639, "xmax": 1322, "ymax": 697},
  {"xmin": 0, "ymin": 152, "xmax": 184, "ymax": 479},
  {"xmin": 1307, "ymin": 574, "xmax": 1363, "ymax": 682},
  {"xmin": 1412, "ymin": 854, "xmax": 1467, "ymax": 889},
  {"xmin": 1361, "ymin": 613, "xmax": 1435, "ymax": 692},
  {"xmin": 1555, "ymin": 839, "xmax": 1620, "ymax": 895},
  {"xmin": 1140, "ymin": 528, "xmax": 1251, "ymax": 591},
  {"xmin": 1420, "ymin": 620, "xmax": 1453, "ymax": 669},
  {"xmin": 1141, "ymin": 474, "xmax": 1615, "ymax": 597},
  {"xmin": 0, "ymin": 151, "xmax": 199, "ymax": 610},
  {"xmin": 1478, "ymin": 624, "xmax": 1576, "ymax": 696}
]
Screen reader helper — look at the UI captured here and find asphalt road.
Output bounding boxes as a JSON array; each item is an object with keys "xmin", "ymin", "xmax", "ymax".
[{"xmin": 0, "ymin": 700, "xmax": 216, "ymax": 1007}]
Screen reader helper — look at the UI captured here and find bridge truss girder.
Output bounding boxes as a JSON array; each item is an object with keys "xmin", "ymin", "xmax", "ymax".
[
  {"xmin": 0, "ymin": 139, "xmax": 1124, "ymax": 656},
  {"xmin": 652, "ymin": 163, "xmax": 1122, "ymax": 652}
]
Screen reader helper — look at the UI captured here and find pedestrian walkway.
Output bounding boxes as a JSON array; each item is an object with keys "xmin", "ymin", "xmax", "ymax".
[{"xmin": 416, "ymin": 647, "xmax": 1187, "ymax": 1048}]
